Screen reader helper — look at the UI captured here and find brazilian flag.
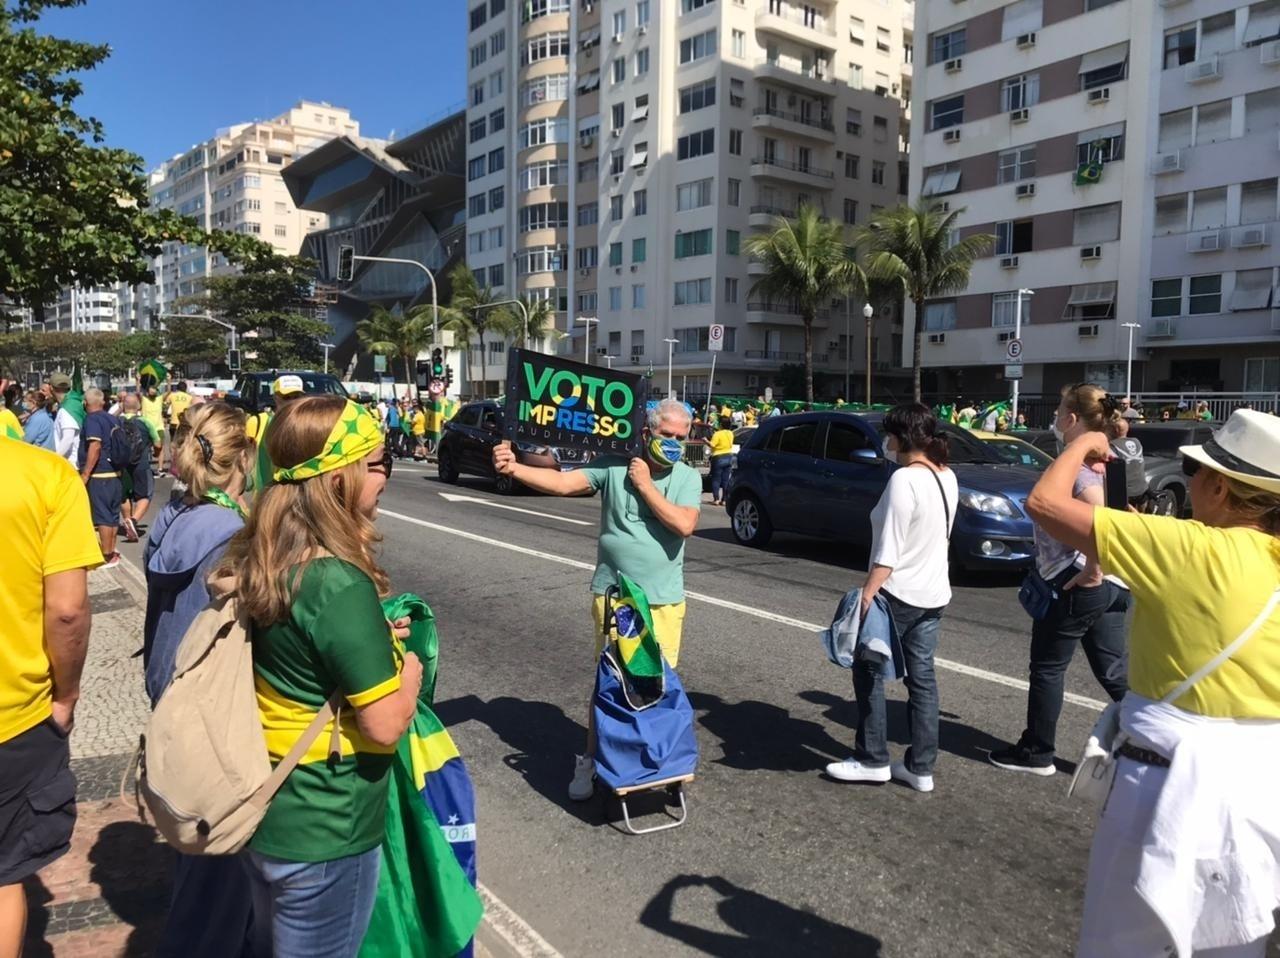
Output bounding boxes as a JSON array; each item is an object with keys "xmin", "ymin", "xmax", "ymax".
[
  {"xmin": 612, "ymin": 573, "xmax": 665, "ymax": 679},
  {"xmin": 1075, "ymin": 142, "xmax": 1105, "ymax": 186},
  {"xmin": 138, "ymin": 358, "xmax": 167, "ymax": 384}
]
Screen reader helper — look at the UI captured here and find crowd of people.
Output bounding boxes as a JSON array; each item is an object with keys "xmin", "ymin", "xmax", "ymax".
[{"xmin": 2, "ymin": 364, "xmax": 1279, "ymax": 956}]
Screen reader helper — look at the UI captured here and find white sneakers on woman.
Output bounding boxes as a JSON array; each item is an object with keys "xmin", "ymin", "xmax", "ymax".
[{"xmin": 824, "ymin": 758, "xmax": 934, "ymax": 793}]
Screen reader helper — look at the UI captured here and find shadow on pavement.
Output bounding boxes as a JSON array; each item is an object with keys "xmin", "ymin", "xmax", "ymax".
[
  {"xmin": 688, "ymin": 692, "xmax": 848, "ymax": 772},
  {"xmin": 691, "ymin": 528, "xmax": 872, "ymax": 573},
  {"xmin": 89, "ymin": 820, "xmax": 171, "ymax": 956},
  {"xmin": 639, "ymin": 874, "xmax": 882, "ymax": 957},
  {"xmin": 19, "ymin": 877, "xmax": 53, "ymax": 958}
]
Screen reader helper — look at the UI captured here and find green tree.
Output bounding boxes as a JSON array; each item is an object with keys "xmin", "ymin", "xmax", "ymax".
[
  {"xmin": 356, "ymin": 305, "xmax": 432, "ymax": 398},
  {"xmin": 504, "ymin": 295, "xmax": 564, "ymax": 352},
  {"xmin": 437, "ymin": 262, "xmax": 510, "ymax": 397},
  {"xmin": 859, "ymin": 202, "xmax": 992, "ymax": 402},
  {"xmin": 158, "ymin": 318, "xmax": 225, "ymax": 375},
  {"xmin": 744, "ymin": 205, "xmax": 866, "ymax": 404}
]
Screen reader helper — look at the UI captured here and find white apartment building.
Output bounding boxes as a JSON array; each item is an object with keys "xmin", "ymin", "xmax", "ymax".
[
  {"xmin": 465, "ymin": 0, "xmax": 914, "ymax": 400},
  {"xmin": 43, "ymin": 287, "xmax": 120, "ymax": 333},
  {"xmin": 909, "ymin": 0, "xmax": 1280, "ymax": 402}
]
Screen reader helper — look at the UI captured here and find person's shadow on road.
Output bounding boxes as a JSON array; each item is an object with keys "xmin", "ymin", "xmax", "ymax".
[
  {"xmin": 688, "ymin": 691, "xmax": 850, "ymax": 772},
  {"xmin": 640, "ymin": 874, "xmax": 882, "ymax": 957}
]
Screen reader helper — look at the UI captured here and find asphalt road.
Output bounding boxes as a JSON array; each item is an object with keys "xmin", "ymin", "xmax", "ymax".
[{"xmin": 375, "ymin": 461, "xmax": 1118, "ymax": 958}]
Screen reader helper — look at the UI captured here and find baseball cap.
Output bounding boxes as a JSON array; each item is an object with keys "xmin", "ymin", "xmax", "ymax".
[
  {"xmin": 273, "ymin": 375, "xmax": 305, "ymax": 396},
  {"xmin": 48, "ymin": 372, "xmax": 71, "ymax": 390}
]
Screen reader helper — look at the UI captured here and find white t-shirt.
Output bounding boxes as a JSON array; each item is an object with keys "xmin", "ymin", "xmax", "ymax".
[
  {"xmin": 868, "ymin": 464, "xmax": 959, "ymax": 609},
  {"xmin": 54, "ymin": 408, "xmax": 80, "ymax": 468}
]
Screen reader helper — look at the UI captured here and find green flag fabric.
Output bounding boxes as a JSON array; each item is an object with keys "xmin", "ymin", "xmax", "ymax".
[
  {"xmin": 138, "ymin": 358, "xmax": 168, "ymax": 383},
  {"xmin": 383, "ymin": 593, "xmax": 439, "ymax": 705},
  {"xmin": 59, "ymin": 362, "xmax": 86, "ymax": 426},
  {"xmin": 612, "ymin": 573, "xmax": 665, "ymax": 679}
]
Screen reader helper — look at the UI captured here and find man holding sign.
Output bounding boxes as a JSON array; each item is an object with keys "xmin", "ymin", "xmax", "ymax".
[{"xmin": 493, "ymin": 385, "xmax": 701, "ymax": 801}]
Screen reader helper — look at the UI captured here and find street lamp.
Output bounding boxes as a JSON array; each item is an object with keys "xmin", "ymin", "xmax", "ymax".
[
  {"xmin": 347, "ymin": 253, "xmax": 440, "ymax": 346},
  {"xmin": 662, "ymin": 338, "xmax": 679, "ymax": 399},
  {"xmin": 603, "ymin": 355, "xmax": 618, "ymax": 369},
  {"xmin": 320, "ymin": 342, "xmax": 336, "ymax": 375},
  {"xmin": 575, "ymin": 316, "xmax": 598, "ymax": 364},
  {"xmin": 862, "ymin": 302, "xmax": 874, "ymax": 406},
  {"xmin": 844, "ymin": 298, "xmax": 852, "ymax": 403},
  {"xmin": 1011, "ymin": 288, "xmax": 1035, "ymax": 422},
  {"xmin": 158, "ymin": 312, "xmax": 237, "ymax": 372},
  {"xmin": 1121, "ymin": 322, "xmax": 1142, "ymax": 402}
]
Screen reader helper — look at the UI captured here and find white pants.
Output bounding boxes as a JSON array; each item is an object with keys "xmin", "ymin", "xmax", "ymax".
[{"xmin": 1077, "ymin": 759, "xmax": 1269, "ymax": 958}]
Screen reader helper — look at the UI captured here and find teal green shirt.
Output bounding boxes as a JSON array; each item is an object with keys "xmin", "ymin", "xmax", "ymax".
[{"xmin": 579, "ymin": 456, "xmax": 702, "ymax": 605}]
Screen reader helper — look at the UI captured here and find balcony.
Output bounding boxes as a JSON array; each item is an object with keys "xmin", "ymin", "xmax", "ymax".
[
  {"xmin": 745, "ymin": 302, "xmax": 832, "ymax": 327},
  {"xmin": 751, "ymin": 106, "xmax": 836, "ymax": 143},
  {"xmin": 754, "ymin": 6, "xmax": 838, "ymax": 51},
  {"xmin": 749, "ymin": 204, "xmax": 797, "ymax": 229},
  {"xmin": 755, "ymin": 58, "xmax": 837, "ymax": 96},
  {"xmin": 747, "ymin": 257, "xmax": 769, "ymax": 276},
  {"xmin": 745, "ymin": 349, "xmax": 831, "ymax": 362},
  {"xmin": 750, "ymin": 156, "xmax": 835, "ymax": 190}
]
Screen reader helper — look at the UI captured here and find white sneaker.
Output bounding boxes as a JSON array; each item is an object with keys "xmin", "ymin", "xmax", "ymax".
[
  {"xmin": 568, "ymin": 754, "xmax": 595, "ymax": 801},
  {"xmin": 891, "ymin": 761, "xmax": 934, "ymax": 793},
  {"xmin": 825, "ymin": 758, "xmax": 891, "ymax": 784}
]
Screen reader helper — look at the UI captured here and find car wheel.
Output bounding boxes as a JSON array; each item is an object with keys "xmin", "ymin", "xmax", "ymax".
[
  {"xmin": 437, "ymin": 449, "xmax": 460, "ymax": 484},
  {"xmin": 1169, "ymin": 484, "xmax": 1188, "ymax": 517},
  {"xmin": 494, "ymin": 472, "xmax": 517, "ymax": 496},
  {"xmin": 730, "ymin": 493, "xmax": 773, "ymax": 547}
]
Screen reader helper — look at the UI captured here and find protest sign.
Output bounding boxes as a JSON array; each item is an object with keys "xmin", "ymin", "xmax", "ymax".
[{"xmin": 503, "ymin": 348, "xmax": 648, "ymax": 456}]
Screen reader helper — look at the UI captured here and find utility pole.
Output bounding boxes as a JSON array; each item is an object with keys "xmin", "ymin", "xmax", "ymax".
[{"xmin": 1121, "ymin": 322, "xmax": 1141, "ymax": 402}]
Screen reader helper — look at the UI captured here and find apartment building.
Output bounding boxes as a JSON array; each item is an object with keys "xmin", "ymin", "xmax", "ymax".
[
  {"xmin": 910, "ymin": 0, "xmax": 1280, "ymax": 400},
  {"xmin": 465, "ymin": 0, "xmax": 913, "ymax": 400},
  {"xmin": 41, "ymin": 287, "xmax": 121, "ymax": 333}
]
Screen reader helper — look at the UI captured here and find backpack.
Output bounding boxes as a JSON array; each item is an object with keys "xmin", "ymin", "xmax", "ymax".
[
  {"xmin": 135, "ymin": 572, "xmax": 340, "ymax": 855},
  {"xmin": 118, "ymin": 417, "xmax": 151, "ymax": 468},
  {"xmin": 102, "ymin": 415, "xmax": 136, "ymax": 472}
]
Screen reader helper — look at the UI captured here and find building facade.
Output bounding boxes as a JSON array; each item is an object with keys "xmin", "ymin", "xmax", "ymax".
[
  {"xmin": 909, "ymin": 0, "xmax": 1280, "ymax": 401},
  {"xmin": 465, "ymin": 0, "xmax": 914, "ymax": 400}
]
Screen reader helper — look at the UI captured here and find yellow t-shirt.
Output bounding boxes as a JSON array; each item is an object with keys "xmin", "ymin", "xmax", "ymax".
[
  {"xmin": 0, "ymin": 407, "xmax": 24, "ymax": 440},
  {"xmin": 246, "ymin": 410, "xmax": 271, "ymax": 442},
  {"xmin": 167, "ymin": 390, "xmax": 193, "ymax": 426},
  {"xmin": 140, "ymin": 395, "xmax": 165, "ymax": 433},
  {"xmin": 0, "ymin": 439, "xmax": 104, "ymax": 743},
  {"xmin": 1094, "ymin": 507, "xmax": 1280, "ymax": 719},
  {"xmin": 708, "ymin": 428, "xmax": 734, "ymax": 457},
  {"xmin": 411, "ymin": 411, "xmax": 426, "ymax": 436}
]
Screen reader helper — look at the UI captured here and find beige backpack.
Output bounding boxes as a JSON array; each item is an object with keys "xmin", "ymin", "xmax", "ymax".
[{"xmin": 135, "ymin": 571, "xmax": 340, "ymax": 855}]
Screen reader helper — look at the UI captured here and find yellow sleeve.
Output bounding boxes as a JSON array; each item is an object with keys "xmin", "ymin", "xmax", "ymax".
[
  {"xmin": 43, "ymin": 460, "xmax": 105, "ymax": 574},
  {"xmin": 1094, "ymin": 507, "xmax": 1202, "ymax": 598}
]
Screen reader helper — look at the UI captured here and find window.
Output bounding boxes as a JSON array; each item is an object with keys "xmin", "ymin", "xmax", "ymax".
[
  {"xmin": 626, "ymin": 189, "xmax": 644, "ymax": 217},
  {"xmin": 931, "ymin": 27, "xmax": 965, "ymax": 63},
  {"xmin": 1002, "ymin": 0, "xmax": 1043, "ymax": 42},
  {"xmin": 521, "ymin": 0, "xmax": 569, "ymax": 20},
  {"xmin": 676, "ymin": 177, "xmax": 714, "ymax": 210},
  {"xmin": 489, "ymin": 185, "xmax": 505, "ymax": 210},
  {"xmin": 850, "ymin": 16, "xmax": 865, "ymax": 46},
  {"xmin": 874, "ymin": 72, "xmax": 891, "ymax": 96},
  {"xmin": 1163, "ymin": 25, "xmax": 1196, "ymax": 69},
  {"xmin": 843, "ymin": 198, "xmax": 858, "ymax": 224},
  {"xmin": 846, "ymin": 108, "xmax": 862, "ymax": 135},
  {"xmin": 1198, "ymin": 11, "xmax": 1235, "ymax": 59},
  {"xmin": 609, "ymin": 150, "xmax": 625, "ymax": 175},
  {"xmin": 677, "ymin": 129, "xmax": 715, "ymax": 160},
  {"xmin": 1079, "ymin": 43, "xmax": 1129, "ymax": 89},
  {"xmin": 577, "ymin": 245, "xmax": 599, "ymax": 268},
  {"xmin": 522, "ymin": 31, "xmax": 570, "ymax": 65},
  {"xmin": 519, "ymin": 117, "xmax": 568, "ymax": 149},
  {"xmin": 520, "ymin": 160, "xmax": 568, "ymax": 190},
  {"xmin": 871, "ymin": 161, "xmax": 885, "ymax": 186},
  {"xmin": 469, "ymin": 117, "xmax": 487, "ymax": 143},
  {"xmin": 631, "ymin": 329, "xmax": 645, "ymax": 356},
  {"xmin": 274, "ymin": 201, "xmax": 287, "ymax": 214},
  {"xmin": 470, "ymin": 81, "xmax": 485, "ymax": 107},
  {"xmin": 637, "ymin": 0, "xmax": 650, "ymax": 25},
  {"xmin": 996, "ymin": 147, "xmax": 1036, "ymax": 184},
  {"xmin": 490, "ymin": 71, "xmax": 504, "ymax": 97},
  {"xmin": 727, "ymin": 179, "xmax": 740, "ymax": 206},
  {"xmin": 1241, "ymin": 179, "xmax": 1278, "ymax": 225},
  {"xmin": 1151, "ymin": 278, "xmax": 1182, "ymax": 317},
  {"xmin": 489, "ymin": 226, "xmax": 504, "ymax": 250},
  {"xmin": 470, "ymin": 42, "xmax": 487, "ymax": 68},
  {"xmin": 726, "ymin": 230, "xmax": 740, "ymax": 255},
  {"xmin": 490, "ymin": 108, "xmax": 505, "ymax": 133},
  {"xmin": 679, "ymin": 29, "xmax": 717, "ymax": 64},
  {"xmin": 577, "ymin": 69, "xmax": 601, "ymax": 94},
  {"xmin": 1195, "ymin": 99, "xmax": 1232, "ymax": 145},
  {"xmin": 632, "ymin": 238, "xmax": 646, "ymax": 262},
  {"xmin": 518, "ymin": 201, "xmax": 569, "ymax": 232},
  {"xmin": 636, "ymin": 48, "xmax": 650, "ymax": 75},
  {"xmin": 1064, "ymin": 282, "xmax": 1116, "ymax": 321},
  {"xmin": 1231, "ymin": 269, "xmax": 1275, "ymax": 311},
  {"xmin": 577, "ymin": 202, "xmax": 598, "ymax": 225},
  {"xmin": 484, "ymin": 149, "xmax": 503, "ymax": 175},
  {"xmin": 991, "ymin": 291, "xmax": 1025, "ymax": 327},
  {"xmin": 611, "ymin": 102, "xmax": 625, "ymax": 130},
  {"xmin": 1001, "ymin": 73, "xmax": 1040, "ymax": 112},
  {"xmin": 877, "ymin": 27, "xmax": 892, "ymax": 53},
  {"xmin": 995, "ymin": 219, "xmax": 1034, "ymax": 255},
  {"xmin": 632, "ymin": 284, "xmax": 646, "ymax": 309},
  {"xmin": 679, "ymin": 78, "xmax": 716, "ymax": 113},
  {"xmin": 1073, "ymin": 203, "xmax": 1121, "ymax": 245},
  {"xmin": 274, "ymin": 225, "xmax": 287, "ymax": 238},
  {"xmin": 732, "ymin": 29, "xmax": 746, "ymax": 58},
  {"xmin": 673, "ymin": 278, "xmax": 713, "ymax": 305},
  {"xmin": 609, "ymin": 242, "xmax": 623, "ymax": 266},
  {"xmin": 922, "ymin": 302, "xmax": 957, "ymax": 330},
  {"xmin": 516, "ymin": 245, "xmax": 567, "ymax": 274},
  {"xmin": 1158, "ymin": 109, "xmax": 1193, "ymax": 152},
  {"xmin": 873, "ymin": 116, "xmax": 889, "ymax": 142},
  {"xmin": 612, "ymin": 57, "xmax": 626, "ymax": 83},
  {"xmin": 777, "ymin": 423, "xmax": 818, "ymax": 456},
  {"xmin": 725, "ymin": 277, "xmax": 739, "ymax": 303},
  {"xmin": 1244, "ymin": 0, "xmax": 1280, "ymax": 47},
  {"xmin": 521, "ymin": 74, "xmax": 570, "ymax": 106},
  {"xmin": 468, "ymin": 156, "xmax": 486, "ymax": 180},
  {"xmin": 489, "ymin": 263, "xmax": 505, "ymax": 288},
  {"xmin": 491, "ymin": 30, "xmax": 505, "ymax": 55},
  {"xmin": 468, "ymin": 232, "xmax": 486, "ymax": 255},
  {"xmin": 609, "ymin": 286, "xmax": 623, "ymax": 310},
  {"xmin": 841, "ymin": 154, "xmax": 860, "ymax": 181},
  {"xmin": 675, "ymin": 228, "xmax": 713, "ymax": 258},
  {"xmin": 469, "ymin": 193, "xmax": 487, "ymax": 217},
  {"xmin": 729, "ymin": 129, "xmax": 742, "ymax": 155},
  {"xmin": 1076, "ymin": 125, "xmax": 1125, "ymax": 165},
  {"xmin": 1246, "ymin": 88, "xmax": 1280, "ymax": 135},
  {"xmin": 1154, "ymin": 194, "xmax": 1188, "ymax": 235},
  {"xmin": 470, "ymin": 4, "xmax": 486, "ymax": 30},
  {"xmin": 577, "ymin": 158, "xmax": 599, "ymax": 182},
  {"xmin": 1189, "ymin": 274, "xmax": 1222, "ymax": 314},
  {"xmin": 490, "ymin": 0, "xmax": 505, "ymax": 11},
  {"xmin": 849, "ymin": 63, "xmax": 863, "ymax": 89},
  {"xmin": 1191, "ymin": 187, "xmax": 1227, "ymax": 230},
  {"xmin": 612, "ymin": 10, "xmax": 627, "ymax": 35},
  {"xmin": 682, "ymin": 0, "xmax": 714, "ymax": 10},
  {"xmin": 931, "ymin": 96, "xmax": 963, "ymax": 130}
]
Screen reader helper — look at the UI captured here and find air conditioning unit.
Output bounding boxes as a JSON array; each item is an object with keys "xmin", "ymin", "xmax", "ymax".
[
  {"xmin": 638, "ymin": 24, "xmax": 648, "ymax": 35},
  {"xmin": 611, "ymin": 32, "xmax": 624, "ymax": 44},
  {"xmin": 927, "ymin": 332, "xmax": 946, "ymax": 344},
  {"xmin": 999, "ymin": 255, "xmax": 1019, "ymax": 269},
  {"xmin": 1261, "ymin": 39, "xmax": 1280, "ymax": 66},
  {"xmin": 1015, "ymin": 182, "xmax": 1036, "ymax": 198},
  {"xmin": 1078, "ymin": 323, "xmax": 1099, "ymax": 338},
  {"xmin": 580, "ymin": 135, "xmax": 595, "ymax": 148},
  {"xmin": 943, "ymin": 128, "xmax": 961, "ymax": 143},
  {"xmin": 614, "ymin": 266, "xmax": 622, "ymax": 273},
  {"xmin": 596, "ymin": 346, "xmax": 609, "ymax": 355},
  {"xmin": 1016, "ymin": 32, "xmax": 1037, "ymax": 48},
  {"xmin": 630, "ymin": 353, "xmax": 643, "ymax": 363},
  {"xmin": 827, "ymin": 340, "xmax": 840, "ymax": 350},
  {"xmin": 1188, "ymin": 230, "xmax": 1223, "ymax": 252},
  {"xmin": 1153, "ymin": 150, "xmax": 1183, "ymax": 174},
  {"xmin": 1233, "ymin": 225, "xmax": 1269, "ymax": 248},
  {"xmin": 1150, "ymin": 317, "xmax": 1176, "ymax": 337},
  {"xmin": 1080, "ymin": 245, "xmax": 1102, "ymax": 260},
  {"xmin": 1088, "ymin": 87, "xmax": 1111, "ymax": 104},
  {"xmin": 997, "ymin": 330, "xmax": 1014, "ymax": 342},
  {"xmin": 1186, "ymin": 56, "xmax": 1222, "ymax": 83},
  {"xmin": 630, "ymin": 264, "xmax": 638, "ymax": 272},
  {"xmin": 611, "ymin": 128, "xmax": 621, "ymax": 138},
  {"xmin": 1157, "ymin": 0, "xmax": 1189, "ymax": 5},
  {"xmin": 944, "ymin": 57, "xmax": 962, "ymax": 73},
  {"xmin": 1009, "ymin": 107, "xmax": 1030, "ymax": 123}
]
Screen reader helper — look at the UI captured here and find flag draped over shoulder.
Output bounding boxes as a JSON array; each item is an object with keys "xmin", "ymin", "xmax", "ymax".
[
  {"xmin": 612, "ymin": 573, "xmax": 665, "ymax": 679},
  {"xmin": 59, "ymin": 362, "xmax": 86, "ymax": 426}
]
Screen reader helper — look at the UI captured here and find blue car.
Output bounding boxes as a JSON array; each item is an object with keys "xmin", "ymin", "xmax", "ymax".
[{"xmin": 724, "ymin": 411, "xmax": 1039, "ymax": 570}]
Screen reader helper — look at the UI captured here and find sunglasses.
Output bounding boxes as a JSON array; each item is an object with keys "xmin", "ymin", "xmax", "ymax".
[
  {"xmin": 1181, "ymin": 457, "xmax": 1201, "ymax": 478},
  {"xmin": 367, "ymin": 450, "xmax": 394, "ymax": 478}
]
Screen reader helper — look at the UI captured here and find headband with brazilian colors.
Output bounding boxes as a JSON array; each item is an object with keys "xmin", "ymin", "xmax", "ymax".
[{"xmin": 273, "ymin": 400, "xmax": 383, "ymax": 483}]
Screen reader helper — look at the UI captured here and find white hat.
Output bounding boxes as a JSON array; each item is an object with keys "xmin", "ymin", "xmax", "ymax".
[
  {"xmin": 273, "ymin": 374, "xmax": 304, "ymax": 396},
  {"xmin": 1180, "ymin": 409, "xmax": 1280, "ymax": 495}
]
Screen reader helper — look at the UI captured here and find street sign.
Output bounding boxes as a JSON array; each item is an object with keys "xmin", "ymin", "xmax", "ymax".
[
  {"xmin": 708, "ymin": 324, "xmax": 725, "ymax": 352},
  {"xmin": 1004, "ymin": 364, "xmax": 1024, "ymax": 380},
  {"xmin": 373, "ymin": 354, "xmax": 387, "ymax": 373},
  {"xmin": 428, "ymin": 378, "xmax": 444, "ymax": 397},
  {"xmin": 1006, "ymin": 338, "xmax": 1023, "ymax": 362}
]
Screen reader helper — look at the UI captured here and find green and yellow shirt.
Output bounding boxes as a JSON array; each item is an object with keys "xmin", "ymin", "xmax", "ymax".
[{"xmin": 250, "ymin": 558, "xmax": 402, "ymax": 862}]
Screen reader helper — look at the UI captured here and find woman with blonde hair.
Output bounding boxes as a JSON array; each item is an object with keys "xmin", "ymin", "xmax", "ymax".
[
  {"xmin": 1027, "ymin": 409, "xmax": 1280, "ymax": 956},
  {"xmin": 223, "ymin": 395, "xmax": 422, "ymax": 958},
  {"xmin": 143, "ymin": 400, "xmax": 256, "ymax": 957}
]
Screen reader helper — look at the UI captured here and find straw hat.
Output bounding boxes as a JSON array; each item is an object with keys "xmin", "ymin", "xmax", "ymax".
[{"xmin": 1180, "ymin": 409, "xmax": 1280, "ymax": 495}]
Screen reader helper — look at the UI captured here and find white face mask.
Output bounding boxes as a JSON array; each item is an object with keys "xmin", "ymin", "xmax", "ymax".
[
  {"xmin": 882, "ymin": 436, "xmax": 896, "ymax": 461},
  {"xmin": 1051, "ymin": 413, "xmax": 1071, "ymax": 443}
]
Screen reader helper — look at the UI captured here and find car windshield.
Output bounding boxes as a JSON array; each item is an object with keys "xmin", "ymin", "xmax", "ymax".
[
  {"xmin": 1128, "ymin": 425, "xmax": 1206, "ymax": 457},
  {"xmin": 981, "ymin": 437, "xmax": 1052, "ymax": 470},
  {"xmin": 254, "ymin": 375, "xmax": 347, "ymax": 400},
  {"xmin": 935, "ymin": 424, "xmax": 1004, "ymax": 465}
]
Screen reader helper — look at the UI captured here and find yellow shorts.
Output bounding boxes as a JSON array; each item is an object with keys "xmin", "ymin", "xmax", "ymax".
[{"xmin": 591, "ymin": 595, "xmax": 686, "ymax": 668}]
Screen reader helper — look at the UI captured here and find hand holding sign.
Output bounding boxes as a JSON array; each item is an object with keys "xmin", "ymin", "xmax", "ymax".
[
  {"xmin": 493, "ymin": 440, "xmax": 517, "ymax": 475},
  {"xmin": 627, "ymin": 455, "xmax": 652, "ymax": 490}
]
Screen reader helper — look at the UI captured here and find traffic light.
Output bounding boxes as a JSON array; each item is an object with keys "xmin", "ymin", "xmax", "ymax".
[
  {"xmin": 443, "ymin": 365, "xmax": 454, "ymax": 390},
  {"xmin": 336, "ymin": 245, "xmax": 355, "ymax": 282},
  {"xmin": 227, "ymin": 348, "xmax": 241, "ymax": 372},
  {"xmin": 431, "ymin": 347, "xmax": 445, "ymax": 378}
]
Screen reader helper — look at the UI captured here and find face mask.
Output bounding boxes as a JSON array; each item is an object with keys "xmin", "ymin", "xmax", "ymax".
[
  {"xmin": 1051, "ymin": 418, "xmax": 1067, "ymax": 443},
  {"xmin": 647, "ymin": 436, "xmax": 685, "ymax": 467},
  {"xmin": 882, "ymin": 437, "xmax": 896, "ymax": 460}
]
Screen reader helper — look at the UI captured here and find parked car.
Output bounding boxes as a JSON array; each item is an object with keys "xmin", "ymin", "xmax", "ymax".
[
  {"xmin": 1125, "ymin": 422, "xmax": 1215, "ymax": 517},
  {"xmin": 725, "ymin": 411, "xmax": 1042, "ymax": 570},
  {"xmin": 437, "ymin": 400, "xmax": 593, "ymax": 494},
  {"xmin": 1011, "ymin": 428, "xmax": 1059, "ymax": 458},
  {"xmin": 970, "ymin": 429, "xmax": 1055, "ymax": 471},
  {"xmin": 227, "ymin": 370, "xmax": 348, "ymax": 413}
]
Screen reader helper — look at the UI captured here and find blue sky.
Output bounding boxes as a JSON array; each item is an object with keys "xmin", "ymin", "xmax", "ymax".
[{"xmin": 41, "ymin": 0, "xmax": 467, "ymax": 168}]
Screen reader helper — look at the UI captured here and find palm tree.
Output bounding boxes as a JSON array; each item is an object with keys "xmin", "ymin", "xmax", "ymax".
[
  {"xmin": 435, "ymin": 262, "xmax": 513, "ymax": 398},
  {"xmin": 356, "ymin": 305, "xmax": 433, "ymax": 399},
  {"xmin": 506, "ymin": 295, "xmax": 563, "ymax": 352},
  {"xmin": 858, "ymin": 202, "xmax": 992, "ymax": 402},
  {"xmin": 743, "ymin": 204, "xmax": 865, "ymax": 404}
]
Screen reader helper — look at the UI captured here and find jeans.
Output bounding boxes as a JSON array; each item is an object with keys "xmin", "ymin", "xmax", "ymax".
[
  {"xmin": 242, "ymin": 846, "xmax": 381, "ymax": 958},
  {"xmin": 852, "ymin": 591, "xmax": 945, "ymax": 775},
  {"xmin": 156, "ymin": 854, "xmax": 253, "ymax": 958},
  {"xmin": 709, "ymin": 455, "xmax": 733, "ymax": 502},
  {"xmin": 1021, "ymin": 574, "xmax": 1130, "ymax": 760}
]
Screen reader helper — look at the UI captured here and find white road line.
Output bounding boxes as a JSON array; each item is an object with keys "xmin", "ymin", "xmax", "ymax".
[
  {"xmin": 438, "ymin": 492, "xmax": 593, "ymax": 526},
  {"xmin": 378, "ymin": 510, "xmax": 1107, "ymax": 712},
  {"xmin": 477, "ymin": 882, "xmax": 564, "ymax": 958}
]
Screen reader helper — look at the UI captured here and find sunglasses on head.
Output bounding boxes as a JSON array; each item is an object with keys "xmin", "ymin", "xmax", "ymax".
[
  {"xmin": 367, "ymin": 450, "xmax": 394, "ymax": 478},
  {"xmin": 1181, "ymin": 457, "xmax": 1201, "ymax": 478}
]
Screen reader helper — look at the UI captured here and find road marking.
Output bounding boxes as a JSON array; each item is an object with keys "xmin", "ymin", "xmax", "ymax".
[
  {"xmin": 437, "ymin": 492, "xmax": 593, "ymax": 526},
  {"xmin": 378, "ymin": 511, "xmax": 1107, "ymax": 712},
  {"xmin": 478, "ymin": 882, "xmax": 563, "ymax": 958}
]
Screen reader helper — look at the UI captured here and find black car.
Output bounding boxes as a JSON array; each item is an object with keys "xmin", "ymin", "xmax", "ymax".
[
  {"xmin": 437, "ymin": 401, "xmax": 593, "ymax": 494},
  {"xmin": 1126, "ymin": 422, "xmax": 1215, "ymax": 516},
  {"xmin": 228, "ymin": 370, "xmax": 348, "ymax": 413}
]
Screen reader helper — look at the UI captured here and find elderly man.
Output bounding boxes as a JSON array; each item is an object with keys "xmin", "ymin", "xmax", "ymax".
[
  {"xmin": 79, "ymin": 388, "xmax": 124, "ymax": 567},
  {"xmin": 118, "ymin": 392, "xmax": 158, "ymax": 542},
  {"xmin": 493, "ymin": 397, "xmax": 702, "ymax": 800}
]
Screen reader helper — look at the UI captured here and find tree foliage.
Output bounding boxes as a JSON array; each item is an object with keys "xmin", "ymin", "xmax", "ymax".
[
  {"xmin": 437, "ymin": 262, "xmax": 510, "ymax": 397},
  {"xmin": 356, "ymin": 304, "xmax": 432, "ymax": 397},
  {"xmin": 0, "ymin": 328, "xmax": 161, "ymax": 379}
]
